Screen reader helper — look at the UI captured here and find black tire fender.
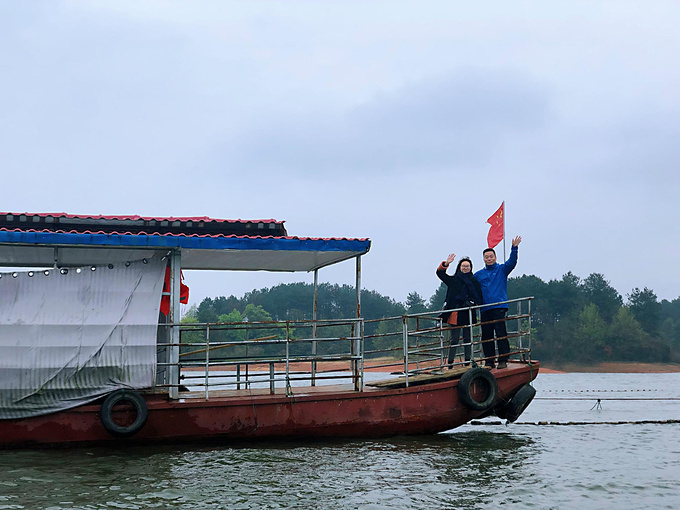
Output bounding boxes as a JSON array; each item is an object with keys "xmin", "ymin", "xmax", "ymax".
[
  {"xmin": 100, "ymin": 390, "xmax": 148, "ymax": 437},
  {"xmin": 457, "ymin": 367, "xmax": 498, "ymax": 412},
  {"xmin": 495, "ymin": 384, "xmax": 536, "ymax": 422}
]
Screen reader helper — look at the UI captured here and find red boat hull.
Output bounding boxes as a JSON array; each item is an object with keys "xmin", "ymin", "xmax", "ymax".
[{"xmin": 1, "ymin": 363, "xmax": 538, "ymax": 448}]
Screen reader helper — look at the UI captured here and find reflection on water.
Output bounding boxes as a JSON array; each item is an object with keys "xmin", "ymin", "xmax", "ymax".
[{"xmin": 1, "ymin": 374, "xmax": 679, "ymax": 509}]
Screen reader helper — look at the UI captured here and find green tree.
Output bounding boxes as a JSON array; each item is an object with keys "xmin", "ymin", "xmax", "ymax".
[
  {"xmin": 370, "ymin": 318, "xmax": 404, "ymax": 359},
  {"xmin": 660, "ymin": 318, "xmax": 680, "ymax": 352},
  {"xmin": 660, "ymin": 297, "xmax": 680, "ymax": 323},
  {"xmin": 531, "ymin": 316, "xmax": 570, "ymax": 362},
  {"xmin": 405, "ymin": 291, "xmax": 427, "ymax": 314},
  {"xmin": 179, "ymin": 314, "xmax": 205, "ymax": 344},
  {"xmin": 627, "ymin": 287, "xmax": 661, "ymax": 335},
  {"xmin": 660, "ymin": 298, "xmax": 680, "ymax": 353},
  {"xmin": 573, "ymin": 304, "xmax": 608, "ymax": 361},
  {"xmin": 244, "ymin": 283, "xmax": 311, "ymax": 320},
  {"xmin": 508, "ymin": 275, "xmax": 549, "ymax": 325},
  {"xmin": 215, "ymin": 309, "xmax": 246, "ymax": 343},
  {"xmin": 361, "ymin": 289, "xmax": 405, "ymax": 320},
  {"xmin": 242, "ymin": 303, "xmax": 273, "ymax": 322},
  {"xmin": 197, "ymin": 295, "xmax": 241, "ymax": 323},
  {"xmin": 582, "ymin": 273, "xmax": 623, "ymax": 322},
  {"xmin": 545, "ymin": 272, "xmax": 585, "ymax": 323},
  {"xmin": 182, "ymin": 304, "xmax": 198, "ymax": 320},
  {"xmin": 428, "ymin": 282, "xmax": 447, "ymax": 311},
  {"xmin": 607, "ymin": 307, "xmax": 647, "ymax": 360}
]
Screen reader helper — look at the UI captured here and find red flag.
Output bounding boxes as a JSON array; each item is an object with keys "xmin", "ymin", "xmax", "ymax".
[
  {"xmin": 160, "ymin": 266, "xmax": 189, "ymax": 316},
  {"xmin": 486, "ymin": 202, "xmax": 504, "ymax": 248}
]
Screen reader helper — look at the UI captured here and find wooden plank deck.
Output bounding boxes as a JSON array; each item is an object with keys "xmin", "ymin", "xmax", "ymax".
[{"xmin": 366, "ymin": 365, "xmax": 469, "ymax": 389}]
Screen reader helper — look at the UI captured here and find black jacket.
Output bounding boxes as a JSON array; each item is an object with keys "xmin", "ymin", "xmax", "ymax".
[{"xmin": 436, "ymin": 263, "xmax": 483, "ymax": 325}]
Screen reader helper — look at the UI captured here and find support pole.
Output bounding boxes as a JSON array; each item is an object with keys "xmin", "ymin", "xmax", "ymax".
[
  {"xmin": 355, "ymin": 255, "xmax": 362, "ymax": 320},
  {"xmin": 354, "ymin": 255, "xmax": 362, "ymax": 391},
  {"xmin": 312, "ymin": 269, "xmax": 318, "ymax": 386},
  {"xmin": 168, "ymin": 250, "xmax": 181, "ymax": 400}
]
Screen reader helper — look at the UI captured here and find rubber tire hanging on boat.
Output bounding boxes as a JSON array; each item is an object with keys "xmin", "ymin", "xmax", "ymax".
[
  {"xmin": 494, "ymin": 384, "xmax": 536, "ymax": 423},
  {"xmin": 100, "ymin": 390, "xmax": 148, "ymax": 437},
  {"xmin": 457, "ymin": 368, "xmax": 498, "ymax": 412}
]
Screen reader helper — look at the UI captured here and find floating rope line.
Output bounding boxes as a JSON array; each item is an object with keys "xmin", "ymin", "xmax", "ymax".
[
  {"xmin": 535, "ymin": 397, "xmax": 680, "ymax": 401},
  {"xmin": 469, "ymin": 419, "xmax": 680, "ymax": 426},
  {"xmin": 542, "ymin": 389, "xmax": 660, "ymax": 393},
  {"xmin": 545, "ymin": 389, "xmax": 660, "ymax": 392}
]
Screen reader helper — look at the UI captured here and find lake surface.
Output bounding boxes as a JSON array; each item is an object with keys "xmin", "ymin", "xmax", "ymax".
[{"xmin": 1, "ymin": 373, "xmax": 679, "ymax": 509}]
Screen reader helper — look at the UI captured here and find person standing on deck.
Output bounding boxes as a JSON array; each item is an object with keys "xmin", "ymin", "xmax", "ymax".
[
  {"xmin": 436, "ymin": 254, "xmax": 483, "ymax": 367},
  {"xmin": 474, "ymin": 236, "xmax": 522, "ymax": 369}
]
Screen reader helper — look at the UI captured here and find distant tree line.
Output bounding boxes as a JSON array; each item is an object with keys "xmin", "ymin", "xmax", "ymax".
[
  {"xmin": 183, "ymin": 273, "xmax": 680, "ymax": 363},
  {"xmin": 506, "ymin": 273, "xmax": 679, "ymax": 363},
  {"xmin": 182, "ymin": 283, "xmax": 407, "ymax": 357}
]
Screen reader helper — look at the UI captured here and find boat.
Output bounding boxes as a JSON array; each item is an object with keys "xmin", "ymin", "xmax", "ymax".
[{"xmin": 0, "ymin": 212, "xmax": 539, "ymax": 448}]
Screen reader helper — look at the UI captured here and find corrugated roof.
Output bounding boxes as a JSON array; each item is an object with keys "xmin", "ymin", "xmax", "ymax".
[
  {"xmin": 0, "ymin": 212, "xmax": 284, "ymax": 224},
  {"xmin": 0, "ymin": 212, "xmax": 289, "ymax": 237},
  {"xmin": 0, "ymin": 213, "xmax": 371, "ymax": 272}
]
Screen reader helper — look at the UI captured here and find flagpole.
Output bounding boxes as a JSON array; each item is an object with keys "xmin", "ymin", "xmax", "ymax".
[{"xmin": 503, "ymin": 200, "xmax": 506, "ymax": 263}]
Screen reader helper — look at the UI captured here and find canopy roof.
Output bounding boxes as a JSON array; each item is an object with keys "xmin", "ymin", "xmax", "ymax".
[{"xmin": 0, "ymin": 213, "xmax": 371, "ymax": 272}]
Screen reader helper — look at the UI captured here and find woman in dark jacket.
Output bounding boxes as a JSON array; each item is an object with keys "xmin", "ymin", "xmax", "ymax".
[{"xmin": 436, "ymin": 254, "xmax": 483, "ymax": 366}]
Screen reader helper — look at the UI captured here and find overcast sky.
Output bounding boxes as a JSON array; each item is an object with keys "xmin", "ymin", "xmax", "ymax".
[{"xmin": 2, "ymin": 0, "xmax": 678, "ymax": 309}]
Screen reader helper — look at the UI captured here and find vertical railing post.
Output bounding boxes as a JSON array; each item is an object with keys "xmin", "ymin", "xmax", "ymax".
[
  {"xmin": 528, "ymin": 298, "xmax": 532, "ymax": 360},
  {"xmin": 355, "ymin": 256, "xmax": 362, "ymax": 319},
  {"xmin": 285, "ymin": 321, "xmax": 292, "ymax": 396},
  {"xmin": 204, "ymin": 324, "xmax": 210, "ymax": 400},
  {"xmin": 168, "ymin": 250, "xmax": 181, "ymax": 400},
  {"xmin": 358, "ymin": 319, "xmax": 365, "ymax": 391},
  {"xmin": 439, "ymin": 317, "xmax": 445, "ymax": 369},
  {"xmin": 517, "ymin": 301, "xmax": 522, "ymax": 356},
  {"xmin": 402, "ymin": 316, "xmax": 409, "ymax": 387},
  {"xmin": 244, "ymin": 320, "xmax": 249, "ymax": 389},
  {"xmin": 236, "ymin": 322, "xmax": 242, "ymax": 390},
  {"xmin": 352, "ymin": 256, "xmax": 362, "ymax": 390},
  {"xmin": 269, "ymin": 362, "xmax": 275, "ymax": 394},
  {"xmin": 468, "ymin": 306, "xmax": 474, "ymax": 366},
  {"xmin": 415, "ymin": 317, "xmax": 421, "ymax": 372},
  {"xmin": 312, "ymin": 269, "xmax": 318, "ymax": 386}
]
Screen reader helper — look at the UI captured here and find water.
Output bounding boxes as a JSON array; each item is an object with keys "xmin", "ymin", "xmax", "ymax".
[{"xmin": 1, "ymin": 374, "xmax": 679, "ymax": 509}]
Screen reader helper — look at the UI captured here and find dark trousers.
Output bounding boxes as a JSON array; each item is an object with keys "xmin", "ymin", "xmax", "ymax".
[
  {"xmin": 448, "ymin": 325, "xmax": 472, "ymax": 365},
  {"xmin": 480, "ymin": 308, "xmax": 509, "ymax": 365}
]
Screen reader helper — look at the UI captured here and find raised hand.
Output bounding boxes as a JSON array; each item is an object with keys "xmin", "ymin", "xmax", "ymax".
[{"xmin": 512, "ymin": 236, "xmax": 522, "ymax": 247}]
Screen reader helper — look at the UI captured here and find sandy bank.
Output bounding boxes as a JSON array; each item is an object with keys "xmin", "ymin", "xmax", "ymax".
[{"xmin": 542, "ymin": 362, "xmax": 680, "ymax": 374}]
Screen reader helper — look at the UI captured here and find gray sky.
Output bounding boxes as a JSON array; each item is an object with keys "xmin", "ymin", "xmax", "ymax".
[{"xmin": 2, "ymin": 0, "xmax": 678, "ymax": 308}]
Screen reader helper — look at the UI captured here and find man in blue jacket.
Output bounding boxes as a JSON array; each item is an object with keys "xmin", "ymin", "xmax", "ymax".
[{"xmin": 474, "ymin": 236, "xmax": 522, "ymax": 369}]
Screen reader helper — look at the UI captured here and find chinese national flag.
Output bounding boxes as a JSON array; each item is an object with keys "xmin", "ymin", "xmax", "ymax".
[{"xmin": 486, "ymin": 202, "xmax": 504, "ymax": 248}]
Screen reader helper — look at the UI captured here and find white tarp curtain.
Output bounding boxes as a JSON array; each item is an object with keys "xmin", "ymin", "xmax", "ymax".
[{"xmin": 0, "ymin": 255, "xmax": 166, "ymax": 419}]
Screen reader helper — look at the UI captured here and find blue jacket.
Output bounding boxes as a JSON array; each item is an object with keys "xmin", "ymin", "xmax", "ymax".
[{"xmin": 474, "ymin": 246, "xmax": 518, "ymax": 311}]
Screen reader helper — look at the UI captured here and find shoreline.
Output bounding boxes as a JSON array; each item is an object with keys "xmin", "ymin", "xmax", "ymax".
[{"xmin": 541, "ymin": 362, "xmax": 680, "ymax": 374}]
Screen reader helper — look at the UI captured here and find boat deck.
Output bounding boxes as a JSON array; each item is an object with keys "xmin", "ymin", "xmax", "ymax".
[{"xmin": 171, "ymin": 364, "xmax": 512, "ymax": 401}]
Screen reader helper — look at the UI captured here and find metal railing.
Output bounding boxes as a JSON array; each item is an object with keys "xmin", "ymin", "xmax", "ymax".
[
  {"xmin": 155, "ymin": 297, "xmax": 533, "ymax": 398},
  {"xmin": 156, "ymin": 317, "xmax": 363, "ymax": 399},
  {"xmin": 361, "ymin": 297, "xmax": 533, "ymax": 387}
]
